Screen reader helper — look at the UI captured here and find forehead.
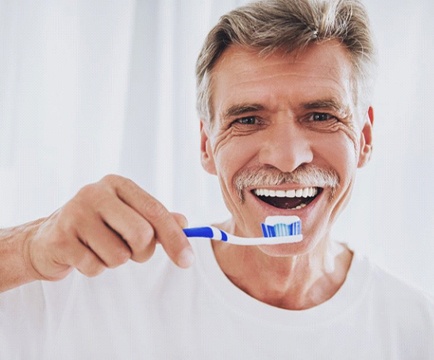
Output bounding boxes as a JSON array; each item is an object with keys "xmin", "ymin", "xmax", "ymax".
[{"xmin": 210, "ymin": 41, "xmax": 355, "ymax": 118}]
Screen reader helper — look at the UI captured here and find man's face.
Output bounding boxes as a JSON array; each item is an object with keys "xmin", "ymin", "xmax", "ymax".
[{"xmin": 200, "ymin": 41, "xmax": 373, "ymax": 256}]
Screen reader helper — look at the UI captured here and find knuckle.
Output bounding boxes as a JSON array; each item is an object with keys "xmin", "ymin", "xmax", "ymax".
[
  {"xmin": 124, "ymin": 224, "xmax": 154, "ymax": 249},
  {"xmin": 173, "ymin": 213, "xmax": 188, "ymax": 228},
  {"xmin": 70, "ymin": 180, "xmax": 118, "ymax": 218},
  {"xmin": 100, "ymin": 174, "xmax": 132, "ymax": 190},
  {"xmin": 100, "ymin": 174, "xmax": 119, "ymax": 185},
  {"xmin": 77, "ymin": 253, "xmax": 105, "ymax": 277},
  {"xmin": 106, "ymin": 248, "xmax": 131, "ymax": 269},
  {"xmin": 76, "ymin": 183, "xmax": 100, "ymax": 202},
  {"xmin": 140, "ymin": 224, "xmax": 155, "ymax": 240},
  {"xmin": 131, "ymin": 241, "xmax": 156, "ymax": 263},
  {"xmin": 143, "ymin": 199, "xmax": 167, "ymax": 220}
]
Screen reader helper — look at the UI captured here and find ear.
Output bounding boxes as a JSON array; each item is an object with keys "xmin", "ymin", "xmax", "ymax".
[
  {"xmin": 200, "ymin": 120, "xmax": 217, "ymax": 175},
  {"xmin": 357, "ymin": 106, "xmax": 374, "ymax": 168}
]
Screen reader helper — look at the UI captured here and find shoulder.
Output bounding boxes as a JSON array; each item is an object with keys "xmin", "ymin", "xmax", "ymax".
[
  {"xmin": 370, "ymin": 258, "xmax": 433, "ymax": 305},
  {"xmin": 356, "ymin": 253, "xmax": 434, "ymax": 328}
]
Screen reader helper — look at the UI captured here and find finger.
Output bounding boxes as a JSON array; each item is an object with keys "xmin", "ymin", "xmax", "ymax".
[
  {"xmin": 75, "ymin": 214, "xmax": 132, "ymax": 268},
  {"xmin": 171, "ymin": 212, "xmax": 188, "ymax": 228},
  {"xmin": 54, "ymin": 236, "xmax": 107, "ymax": 277},
  {"xmin": 98, "ymin": 199, "xmax": 157, "ymax": 263},
  {"xmin": 74, "ymin": 246, "xmax": 107, "ymax": 277},
  {"xmin": 114, "ymin": 178, "xmax": 194, "ymax": 268}
]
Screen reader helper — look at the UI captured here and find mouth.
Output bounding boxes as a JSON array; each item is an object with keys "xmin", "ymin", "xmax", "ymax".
[{"xmin": 252, "ymin": 187, "xmax": 322, "ymax": 210}]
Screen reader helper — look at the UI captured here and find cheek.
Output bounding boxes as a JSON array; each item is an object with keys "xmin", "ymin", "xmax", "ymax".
[
  {"xmin": 211, "ymin": 131, "xmax": 258, "ymax": 177},
  {"xmin": 341, "ymin": 123, "xmax": 362, "ymax": 156},
  {"xmin": 332, "ymin": 125, "xmax": 360, "ymax": 163},
  {"xmin": 212, "ymin": 130, "xmax": 235, "ymax": 159},
  {"xmin": 316, "ymin": 128, "xmax": 360, "ymax": 181}
]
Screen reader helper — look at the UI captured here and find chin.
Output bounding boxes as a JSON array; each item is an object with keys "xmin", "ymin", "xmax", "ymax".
[{"xmin": 256, "ymin": 238, "xmax": 315, "ymax": 257}]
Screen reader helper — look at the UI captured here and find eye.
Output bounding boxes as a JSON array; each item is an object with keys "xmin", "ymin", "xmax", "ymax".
[
  {"xmin": 234, "ymin": 116, "xmax": 257, "ymax": 125},
  {"xmin": 309, "ymin": 113, "xmax": 336, "ymax": 122}
]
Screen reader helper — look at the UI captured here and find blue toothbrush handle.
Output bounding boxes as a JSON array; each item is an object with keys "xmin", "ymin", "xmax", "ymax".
[{"xmin": 183, "ymin": 227, "xmax": 213, "ymax": 238}]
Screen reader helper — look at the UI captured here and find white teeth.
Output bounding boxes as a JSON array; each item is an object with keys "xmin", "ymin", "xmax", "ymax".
[
  {"xmin": 286, "ymin": 189, "xmax": 296, "ymax": 197},
  {"xmin": 276, "ymin": 190, "xmax": 286, "ymax": 197},
  {"xmin": 253, "ymin": 187, "xmax": 319, "ymax": 199}
]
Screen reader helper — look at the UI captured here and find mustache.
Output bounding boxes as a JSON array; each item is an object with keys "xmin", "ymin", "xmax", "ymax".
[{"xmin": 234, "ymin": 164, "xmax": 340, "ymax": 202}]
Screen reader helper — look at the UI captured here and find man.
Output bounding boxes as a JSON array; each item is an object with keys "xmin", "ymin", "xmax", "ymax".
[{"xmin": 1, "ymin": 0, "xmax": 433, "ymax": 358}]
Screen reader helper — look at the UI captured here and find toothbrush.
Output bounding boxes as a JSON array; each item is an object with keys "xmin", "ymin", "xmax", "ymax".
[{"xmin": 182, "ymin": 216, "xmax": 302, "ymax": 245}]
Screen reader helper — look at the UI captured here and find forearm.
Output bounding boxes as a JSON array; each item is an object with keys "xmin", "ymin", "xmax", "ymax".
[{"xmin": 0, "ymin": 219, "xmax": 45, "ymax": 293}]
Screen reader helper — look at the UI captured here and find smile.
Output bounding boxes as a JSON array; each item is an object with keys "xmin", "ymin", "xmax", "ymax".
[{"xmin": 252, "ymin": 187, "xmax": 322, "ymax": 210}]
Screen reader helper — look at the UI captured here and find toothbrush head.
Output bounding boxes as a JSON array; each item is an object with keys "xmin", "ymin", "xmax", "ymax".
[{"xmin": 261, "ymin": 216, "xmax": 302, "ymax": 238}]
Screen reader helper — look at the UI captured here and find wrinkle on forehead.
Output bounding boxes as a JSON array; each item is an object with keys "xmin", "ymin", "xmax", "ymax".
[{"xmin": 209, "ymin": 41, "xmax": 356, "ymax": 123}]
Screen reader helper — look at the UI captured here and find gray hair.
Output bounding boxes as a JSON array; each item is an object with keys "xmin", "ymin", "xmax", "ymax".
[{"xmin": 196, "ymin": 0, "xmax": 377, "ymax": 123}]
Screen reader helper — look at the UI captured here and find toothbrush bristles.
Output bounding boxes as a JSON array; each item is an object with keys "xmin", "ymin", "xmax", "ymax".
[{"xmin": 261, "ymin": 221, "xmax": 301, "ymax": 238}]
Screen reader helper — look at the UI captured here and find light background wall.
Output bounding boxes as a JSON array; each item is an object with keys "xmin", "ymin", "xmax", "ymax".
[{"xmin": 0, "ymin": 0, "xmax": 433, "ymax": 294}]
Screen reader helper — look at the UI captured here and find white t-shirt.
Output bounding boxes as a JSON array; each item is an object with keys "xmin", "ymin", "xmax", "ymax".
[{"xmin": 1, "ymin": 239, "xmax": 433, "ymax": 359}]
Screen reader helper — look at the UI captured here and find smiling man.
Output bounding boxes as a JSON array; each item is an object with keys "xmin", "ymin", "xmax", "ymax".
[
  {"xmin": 200, "ymin": 40, "xmax": 367, "ymax": 309},
  {"xmin": 1, "ymin": 0, "xmax": 433, "ymax": 359}
]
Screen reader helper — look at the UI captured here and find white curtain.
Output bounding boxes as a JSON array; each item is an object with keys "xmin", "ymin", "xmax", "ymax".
[{"xmin": 0, "ymin": 0, "xmax": 433, "ymax": 294}]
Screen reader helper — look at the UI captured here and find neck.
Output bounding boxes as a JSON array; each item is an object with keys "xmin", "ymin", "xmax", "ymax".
[{"xmin": 211, "ymin": 226, "xmax": 353, "ymax": 310}]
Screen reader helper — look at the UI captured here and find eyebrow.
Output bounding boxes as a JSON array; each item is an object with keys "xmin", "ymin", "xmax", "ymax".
[
  {"xmin": 302, "ymin": 99, "xmax": 350, "ymax": 116},
  {"xmin": 221, "ymin": 98, "xmax": 350, "ymax": 120},
  {"xmin": 222, "ymin": 103, "xmax": 265, "ymax": 119}
]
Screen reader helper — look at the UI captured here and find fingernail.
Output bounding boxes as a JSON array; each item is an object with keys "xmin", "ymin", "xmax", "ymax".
[{"xmin": 178, "ymin": 247, "xmax": 195, "ymax": 268}]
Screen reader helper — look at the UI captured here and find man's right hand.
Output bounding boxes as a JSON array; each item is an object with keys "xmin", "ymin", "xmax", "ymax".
[{"xmin": 1, "ymin": 175, "xmax": 194, "ymax": 291}]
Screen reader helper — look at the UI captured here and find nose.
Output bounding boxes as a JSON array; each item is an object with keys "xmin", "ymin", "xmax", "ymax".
[{"xmin": 258, "ymin": 121, "xmax": 314, "ymax": 173}]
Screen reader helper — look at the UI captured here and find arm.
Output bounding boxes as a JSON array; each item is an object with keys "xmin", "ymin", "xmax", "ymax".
[{"xmin": 0, "ymin": 175, "xmax": 194, "ymax": 293}]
